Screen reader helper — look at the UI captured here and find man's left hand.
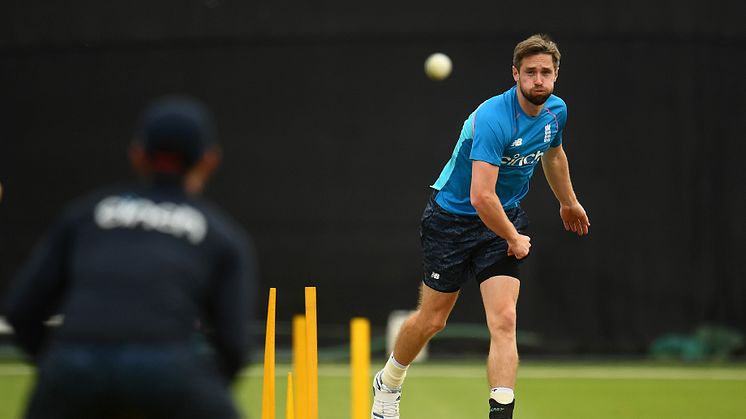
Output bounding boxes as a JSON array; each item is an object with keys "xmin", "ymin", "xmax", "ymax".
[{"xmin": 560, "ymin": 202, "xmax": 590, "ymax": 236}]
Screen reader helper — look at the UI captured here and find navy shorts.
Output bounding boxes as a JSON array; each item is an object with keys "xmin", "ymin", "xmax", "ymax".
[{"xmin": 420, "ymin": 191, "xmax": 530, "ymax": 292}]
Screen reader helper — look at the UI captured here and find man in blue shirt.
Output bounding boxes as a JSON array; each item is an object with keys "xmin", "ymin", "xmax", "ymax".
[{"xmin": 372, "ymin": 34, "xmax": 590, "ymax": 419}]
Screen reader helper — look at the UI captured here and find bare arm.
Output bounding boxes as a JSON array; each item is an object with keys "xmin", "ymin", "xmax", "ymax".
[
  {"xmin": 470, "ymin": 160, "xmax": 531, "ymax": 258},
  {"xmin": 541, "ymin": 145, "xmax": 590, "ymax": 236}
]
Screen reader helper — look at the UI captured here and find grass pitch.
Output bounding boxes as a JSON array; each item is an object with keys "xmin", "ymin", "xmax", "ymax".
[{"xmin": 2, "ymin": 361, "xmax": 746, "ymax": 418}]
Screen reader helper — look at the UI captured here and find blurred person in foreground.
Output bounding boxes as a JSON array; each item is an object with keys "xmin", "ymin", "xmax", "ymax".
[
  {"xmin": 3, "ymin": 96, "xmax": 257, "ymax": 419},
  {"xmin": 371, "ymin": 34, "xmax": 590, "ymax": 419}
]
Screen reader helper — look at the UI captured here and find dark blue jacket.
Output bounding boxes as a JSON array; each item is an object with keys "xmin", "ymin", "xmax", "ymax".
[{"xmin": 3, "ymin": 181, "xmax": 257, "ymax": 380}]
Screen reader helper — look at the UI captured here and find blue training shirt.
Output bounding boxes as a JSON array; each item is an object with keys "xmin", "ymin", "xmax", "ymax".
[{"xmin": 432, "ymin": 86, "xmax": 567, "ymax": 215}]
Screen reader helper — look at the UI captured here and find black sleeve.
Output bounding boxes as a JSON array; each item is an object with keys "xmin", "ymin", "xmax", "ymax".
[
  {"xmin": 3, "ymin": 216, "xmax": 72, "ymax": 360},
  {"xmin": 206, "ymin": 232, "xmax": 258, "ymax": 381}
]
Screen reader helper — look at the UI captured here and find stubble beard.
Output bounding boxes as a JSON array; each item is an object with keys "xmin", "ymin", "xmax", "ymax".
[{"xmin": 520, "ymin": 84, "xmax": 552, "ymax": 106}]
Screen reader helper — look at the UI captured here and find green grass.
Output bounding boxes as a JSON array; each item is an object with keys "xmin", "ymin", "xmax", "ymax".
[{"xmin": 2, "ymin": 362, "xmax": 746, "ymax": 418}]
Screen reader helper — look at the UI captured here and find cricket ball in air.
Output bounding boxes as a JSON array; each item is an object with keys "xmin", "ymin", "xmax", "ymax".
[{"xmin": 424, "ymin": 52, "xmax": 452, "ymax": 81}]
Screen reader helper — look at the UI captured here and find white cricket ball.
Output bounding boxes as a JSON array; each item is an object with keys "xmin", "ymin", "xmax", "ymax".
[{"xmin": 424, "ymin": 52, "xmax": 452, "ymax": 81}]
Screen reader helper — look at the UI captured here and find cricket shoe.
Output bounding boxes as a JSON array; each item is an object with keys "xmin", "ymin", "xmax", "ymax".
[
  {"xmin": 489, "ymin": 398, "xmax": 515, "ymax": 419},
  {"xmin": 371, "ymin": 370, "xmax": 401, "ymax": 419}
]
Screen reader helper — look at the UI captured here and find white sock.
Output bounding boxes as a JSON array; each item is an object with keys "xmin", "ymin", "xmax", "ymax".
[
  {"xmin": 490, "ymin": 387, "xmax": 514, "ymax": 404},
  {"xmin": 381, "ymin": 353, "xmax": 408, "ymax": 389}
]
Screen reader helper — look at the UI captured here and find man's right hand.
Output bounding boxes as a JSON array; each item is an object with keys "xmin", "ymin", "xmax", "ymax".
[{"xmin": 507, "ymin": 234, "xmax": 531, "ymax": 259}]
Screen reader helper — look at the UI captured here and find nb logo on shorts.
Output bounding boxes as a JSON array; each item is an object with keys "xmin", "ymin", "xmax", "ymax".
[{"xmin": 430, "ymin": 272, "xmax": 440, "ymax": 279}]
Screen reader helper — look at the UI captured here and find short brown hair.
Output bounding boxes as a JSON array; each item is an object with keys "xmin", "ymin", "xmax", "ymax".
[{"xmin": 513, "ymin": 34, "xmax": 561, "ymax": 70}]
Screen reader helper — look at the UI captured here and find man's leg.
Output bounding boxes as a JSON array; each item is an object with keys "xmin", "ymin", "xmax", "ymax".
[
  {"xmin": 480, "ymin": 275, "xmax": 520, "ymax": 418},
  {"xmin": 392, "ymin": 283, "xmax": 459, "ymax": 367},
  {"xmin": 372, "ymin": 283, "xmax": 459, "ymax": 419}
]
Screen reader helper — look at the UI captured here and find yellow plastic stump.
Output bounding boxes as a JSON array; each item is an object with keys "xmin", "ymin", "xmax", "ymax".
[
  {"xmin": 286, "ymin": 372, "xmax": 295, "ymax": 419},
  {"xmin": 261, "ymin": 288, "xmax": 276, "ymax": 419},
  {"xmin": 292, "ymin": 314, "xmax": 308, "ymax": 419},
  {"xmin": 351, "ymin": 317, "xmax": 371, "ymax": 419},
  {"xmin": 304, "ymin": 287, "xmax": 318, "ymax": 419}
]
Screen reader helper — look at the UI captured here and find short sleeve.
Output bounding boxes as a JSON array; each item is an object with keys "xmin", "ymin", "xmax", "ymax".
[
  {"xmin": 550, "ymin": 105, "xmax": 567, "ymax": 148},
  {"xmin": 469, "ymin": 105, "xmax": 509, "ymax": 166}
]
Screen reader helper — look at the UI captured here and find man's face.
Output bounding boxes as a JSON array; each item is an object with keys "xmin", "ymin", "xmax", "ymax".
[{"xmin": 512, "ymin": 53, "xmax": 558, "ymax": 106}]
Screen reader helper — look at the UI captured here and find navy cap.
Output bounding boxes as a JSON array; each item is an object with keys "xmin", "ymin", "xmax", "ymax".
[{"xmin": 136, "ymin": 96, "xmax": 216, "ymax": 172}]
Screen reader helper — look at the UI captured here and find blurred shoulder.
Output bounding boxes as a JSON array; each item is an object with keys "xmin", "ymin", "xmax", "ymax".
[
  {"xmin": 57, "ymin": 183, "xmax": 136, "ymax": 223},
  {"xmin": 192, "ymin": 198, "xmax": 253, "ymax": 251}
]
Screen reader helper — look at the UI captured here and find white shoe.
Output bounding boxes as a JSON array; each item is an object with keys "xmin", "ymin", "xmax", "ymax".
[{"xmin": 371, "ymin": 370, "xmax": 401, "ymax": 419}]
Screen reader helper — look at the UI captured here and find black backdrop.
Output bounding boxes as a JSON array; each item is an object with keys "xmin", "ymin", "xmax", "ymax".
[{"xmin": 1, "ymin": 1, "xmax": 745, "ymax": 354}]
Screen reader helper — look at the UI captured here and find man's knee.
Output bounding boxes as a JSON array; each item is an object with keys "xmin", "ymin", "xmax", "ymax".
[
  {"xmin": 412, "ymin": 309, "xmax": 449, "ymax": 336},
  {"xmin": 412, "ymin": 284, "xmax": 459, "ymax": 336},
  {"xmin": 486, "ymin": 307, "xmax": 517, "ymax": 336}
]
